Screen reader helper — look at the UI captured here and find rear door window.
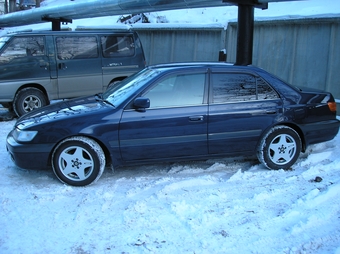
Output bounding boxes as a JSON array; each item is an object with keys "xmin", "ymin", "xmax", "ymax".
[{"xmin": 211, "ymin": 73, "xmax": 278, "ymax": 103}]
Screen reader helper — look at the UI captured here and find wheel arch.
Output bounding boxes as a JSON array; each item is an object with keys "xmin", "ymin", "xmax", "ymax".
[
  {"xmin": 259, "ymin": 122, "xmax": 306, "ymax": 153},
  {"xmin": 15, "ymin": 83, "xmax": 50, "ymax": 103},
  {"xmin": 48, "ymin": 134, "xmax": 112, "ymax": 167}
]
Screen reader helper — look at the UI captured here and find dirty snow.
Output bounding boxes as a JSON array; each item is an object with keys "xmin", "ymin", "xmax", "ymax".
[{"xmin": 1, "ymin": 0, "xmax": 340, "ymax": 253}]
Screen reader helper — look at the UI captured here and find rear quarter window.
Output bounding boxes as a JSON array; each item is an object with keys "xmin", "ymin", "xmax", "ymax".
[{"xmin": 101, "ymin": 35, "xmax": 135, "ymax": 57}]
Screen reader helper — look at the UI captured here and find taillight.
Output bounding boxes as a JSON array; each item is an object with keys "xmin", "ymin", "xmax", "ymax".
[{"xmin": 328, "ymin": 101, "xmax": 337, "ymax": 112}]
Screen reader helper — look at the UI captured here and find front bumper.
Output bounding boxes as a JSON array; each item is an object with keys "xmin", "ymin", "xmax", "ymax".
[{"xmin": 6, "ymin": 133, "xmax": 55, "ymax": 170}]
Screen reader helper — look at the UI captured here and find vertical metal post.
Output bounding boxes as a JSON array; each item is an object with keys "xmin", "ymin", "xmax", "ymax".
[
  {"xmin": 235, "ymin": 4, "xmax": 254, "ymax": 66},
  {"xmin": 52, "ymin": 21, "xmax": 61, "ymax": 31}
]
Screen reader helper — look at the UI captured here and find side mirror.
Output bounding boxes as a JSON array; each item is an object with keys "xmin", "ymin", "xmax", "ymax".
[{"xmin": 134, "ymin": 97, "xmax": 150, "ymax": 112}]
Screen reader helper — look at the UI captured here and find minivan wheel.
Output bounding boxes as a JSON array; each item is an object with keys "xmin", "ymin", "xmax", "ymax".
[
  {"xmin": 257, "ymin": 126, "xmax": 301, "ymax": 170},
  {"xmin": 52, "ymin": 136, "xmax": 106, "ymax": 186},
  {"xmin": 13, "ymin": 87, "xmax": 48, "ymax": 116}
]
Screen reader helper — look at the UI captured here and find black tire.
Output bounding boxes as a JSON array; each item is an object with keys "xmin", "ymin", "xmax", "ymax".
[
  {"xmin": 13, "ymin": 87, "xmax": 48, "ymax": 117},
  {"xmin": 257, "ymin": 126, "xmax": 302, "ymax": 170},
  {"xmin": 1, "ymin": 102, "xmax": 13, "ymax": 111},
  {"xmin": 52, "ymin": 136, "xmax": 105, "ymax": 186}
]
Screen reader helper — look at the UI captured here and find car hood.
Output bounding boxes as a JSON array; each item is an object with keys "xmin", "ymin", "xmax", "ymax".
[{"xmin": 16, "ymin": 95, "xmax": 110, "ymax": 128}]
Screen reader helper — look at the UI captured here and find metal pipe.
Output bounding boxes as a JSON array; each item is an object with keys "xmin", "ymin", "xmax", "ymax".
[
  {"xmin": 0, "ymin": 0, "xmax": 304, "ymax": 28},
  {"xmin": 0, "ymin": 0, "xmax": 232, "ymax": 27}
]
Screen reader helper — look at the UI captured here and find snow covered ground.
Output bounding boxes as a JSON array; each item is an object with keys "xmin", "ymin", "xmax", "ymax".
[
  {"xmin": 1, "ymin": 115, "xmax": 340, "ymax": 253},
  {"xmin": 1, "ymin": 0, "xmax": 340, "ymax": 253}
]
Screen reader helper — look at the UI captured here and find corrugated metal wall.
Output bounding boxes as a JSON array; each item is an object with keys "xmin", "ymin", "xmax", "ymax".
[
  {"xmin": 226, "ymin": 16, "xmax": 340, "ymax": 98},
  {"xmin": 134, "ymin": 25, "xmax": 226, "ymax": 65},
  {"xmin": 133, "ymin": 16, "xmax": 340, "ymax": 98}
]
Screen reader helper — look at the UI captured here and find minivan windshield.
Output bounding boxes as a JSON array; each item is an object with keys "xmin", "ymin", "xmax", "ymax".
[
  {"xmin": 102, "ymin": 68, "xmax": 161, "ymax": 107},
  {"xmin": 0, "ymin": 36, "xmax": 10, "ymax": 50}
]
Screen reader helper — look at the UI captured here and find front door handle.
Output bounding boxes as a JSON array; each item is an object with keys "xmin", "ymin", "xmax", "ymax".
[{"xmin": 189, "ymin": 116, "xmax": 204, "ymax": 122}]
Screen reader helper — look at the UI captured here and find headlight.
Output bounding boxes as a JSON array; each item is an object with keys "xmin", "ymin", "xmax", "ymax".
[{"xmin": 13, "ymin": 129, "xmax": 38, "ymax": 142}]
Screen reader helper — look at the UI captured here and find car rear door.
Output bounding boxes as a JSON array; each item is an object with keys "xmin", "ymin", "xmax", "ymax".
[
  {"xmin": 119, "ymin": 70, "xmax": 209, "ymax": 161},
  {"xmin": 208, "ymin": 70, "xmax": 283, "ymax": 154}
]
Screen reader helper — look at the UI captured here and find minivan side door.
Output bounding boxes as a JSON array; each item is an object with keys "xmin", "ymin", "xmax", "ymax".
[{"xmin": 54, "ymin": 35, "xmax": 103, "ymax": 98}]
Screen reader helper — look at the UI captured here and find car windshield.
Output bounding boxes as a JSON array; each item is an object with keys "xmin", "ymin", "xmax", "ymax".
[
  {"xmin": 102, "ymin": 68, "xmax": 160, "ymax": 107},
  {"xmin": 0, "ymin": 36, "xmax": 10, "ymax": 50}
]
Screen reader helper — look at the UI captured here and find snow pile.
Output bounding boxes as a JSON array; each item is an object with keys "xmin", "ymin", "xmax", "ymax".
[{"xmin": 1, "ymin": 118, "xmax": 340, "ymax": 253}]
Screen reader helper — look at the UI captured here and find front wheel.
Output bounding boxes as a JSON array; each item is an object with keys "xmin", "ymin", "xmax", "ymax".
[
  {"xmin": 52, "ymin": 136, "xmax": 106, "ymax": 186},
  {"xmin": 257, "ymin": 126, "xmax": 302, "ymax": 170},
  {"xmin": 13, "ymin": 87, "xmax": 48, "ymax": 116}
]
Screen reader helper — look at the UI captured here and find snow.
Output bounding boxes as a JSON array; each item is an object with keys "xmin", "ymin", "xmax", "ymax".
[
  {"xmin": 1, "ymin": 116, "xmax": 340, "ymax": 253},
  {"xmin": 1, "ymin": 0, "xmax": 340, "ymax": 253}
]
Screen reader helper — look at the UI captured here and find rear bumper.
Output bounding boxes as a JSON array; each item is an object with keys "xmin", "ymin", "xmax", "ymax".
[
  {"xmin": 300, "ymin": 119, "xmax": 340, "ymax": 147},
  {"xmin": 6, "ymin": 134, "xmax": 54, "ymax": 170}
]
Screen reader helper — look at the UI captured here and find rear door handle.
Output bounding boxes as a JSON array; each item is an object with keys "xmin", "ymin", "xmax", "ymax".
[{"xmin": 189, "ymin": 116, "xmax": 204, "ymax": 121}]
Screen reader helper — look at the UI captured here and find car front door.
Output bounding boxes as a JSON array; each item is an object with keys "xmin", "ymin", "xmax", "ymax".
[
  {"xmin": 208, "ymin": 71, "xmax": 282, "ymax": 154},
  {"xmin": 119, "ymin": 71, "xmax": 208, "ymax": 161}
]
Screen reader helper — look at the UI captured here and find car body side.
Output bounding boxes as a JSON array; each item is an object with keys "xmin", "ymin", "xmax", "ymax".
[{"xmin": 6, "ymin": 64, "xmax": 340, "ymax": 170}]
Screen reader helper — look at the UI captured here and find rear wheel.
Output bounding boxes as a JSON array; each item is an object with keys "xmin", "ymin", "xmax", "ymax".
[
  {"xmin": 257, "ymin": 126, "xmax": 301, "ymax": 170},
  {"xmin": 13, "ymin": 87, "xmax": 48, "ymax": 116},
  {"xmin": 52, "ymin": 136, "xmax": 106, "ymax": 186}
]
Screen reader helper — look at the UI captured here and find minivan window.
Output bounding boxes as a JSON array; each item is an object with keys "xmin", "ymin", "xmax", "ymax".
[
  {"xmin": 0, "ymin": 36, "xmax": 45, "ymax": 63},
  {"xmin": 56, "ymin": 36, "xmax": 98, "ymax": 60},
  {"xmin": 101, "ymin": 35, "xmax": 135, "ymax": 57}
]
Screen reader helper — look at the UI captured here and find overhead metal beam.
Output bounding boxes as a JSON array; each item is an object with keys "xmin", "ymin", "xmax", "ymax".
[{"xmin": 0, "ymin": 0, "xmax": 304, "ymax": 28}]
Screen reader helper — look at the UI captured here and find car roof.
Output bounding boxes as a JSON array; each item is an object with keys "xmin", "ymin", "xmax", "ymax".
[{"xmin": 148, "ymin": 62, "xmax": 264, "ymax": 74}]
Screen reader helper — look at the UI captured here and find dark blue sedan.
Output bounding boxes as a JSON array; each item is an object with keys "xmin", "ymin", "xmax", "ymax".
[{"xmin": 6, "ymin": 63, "xmax": 340, "ymax": 186}]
